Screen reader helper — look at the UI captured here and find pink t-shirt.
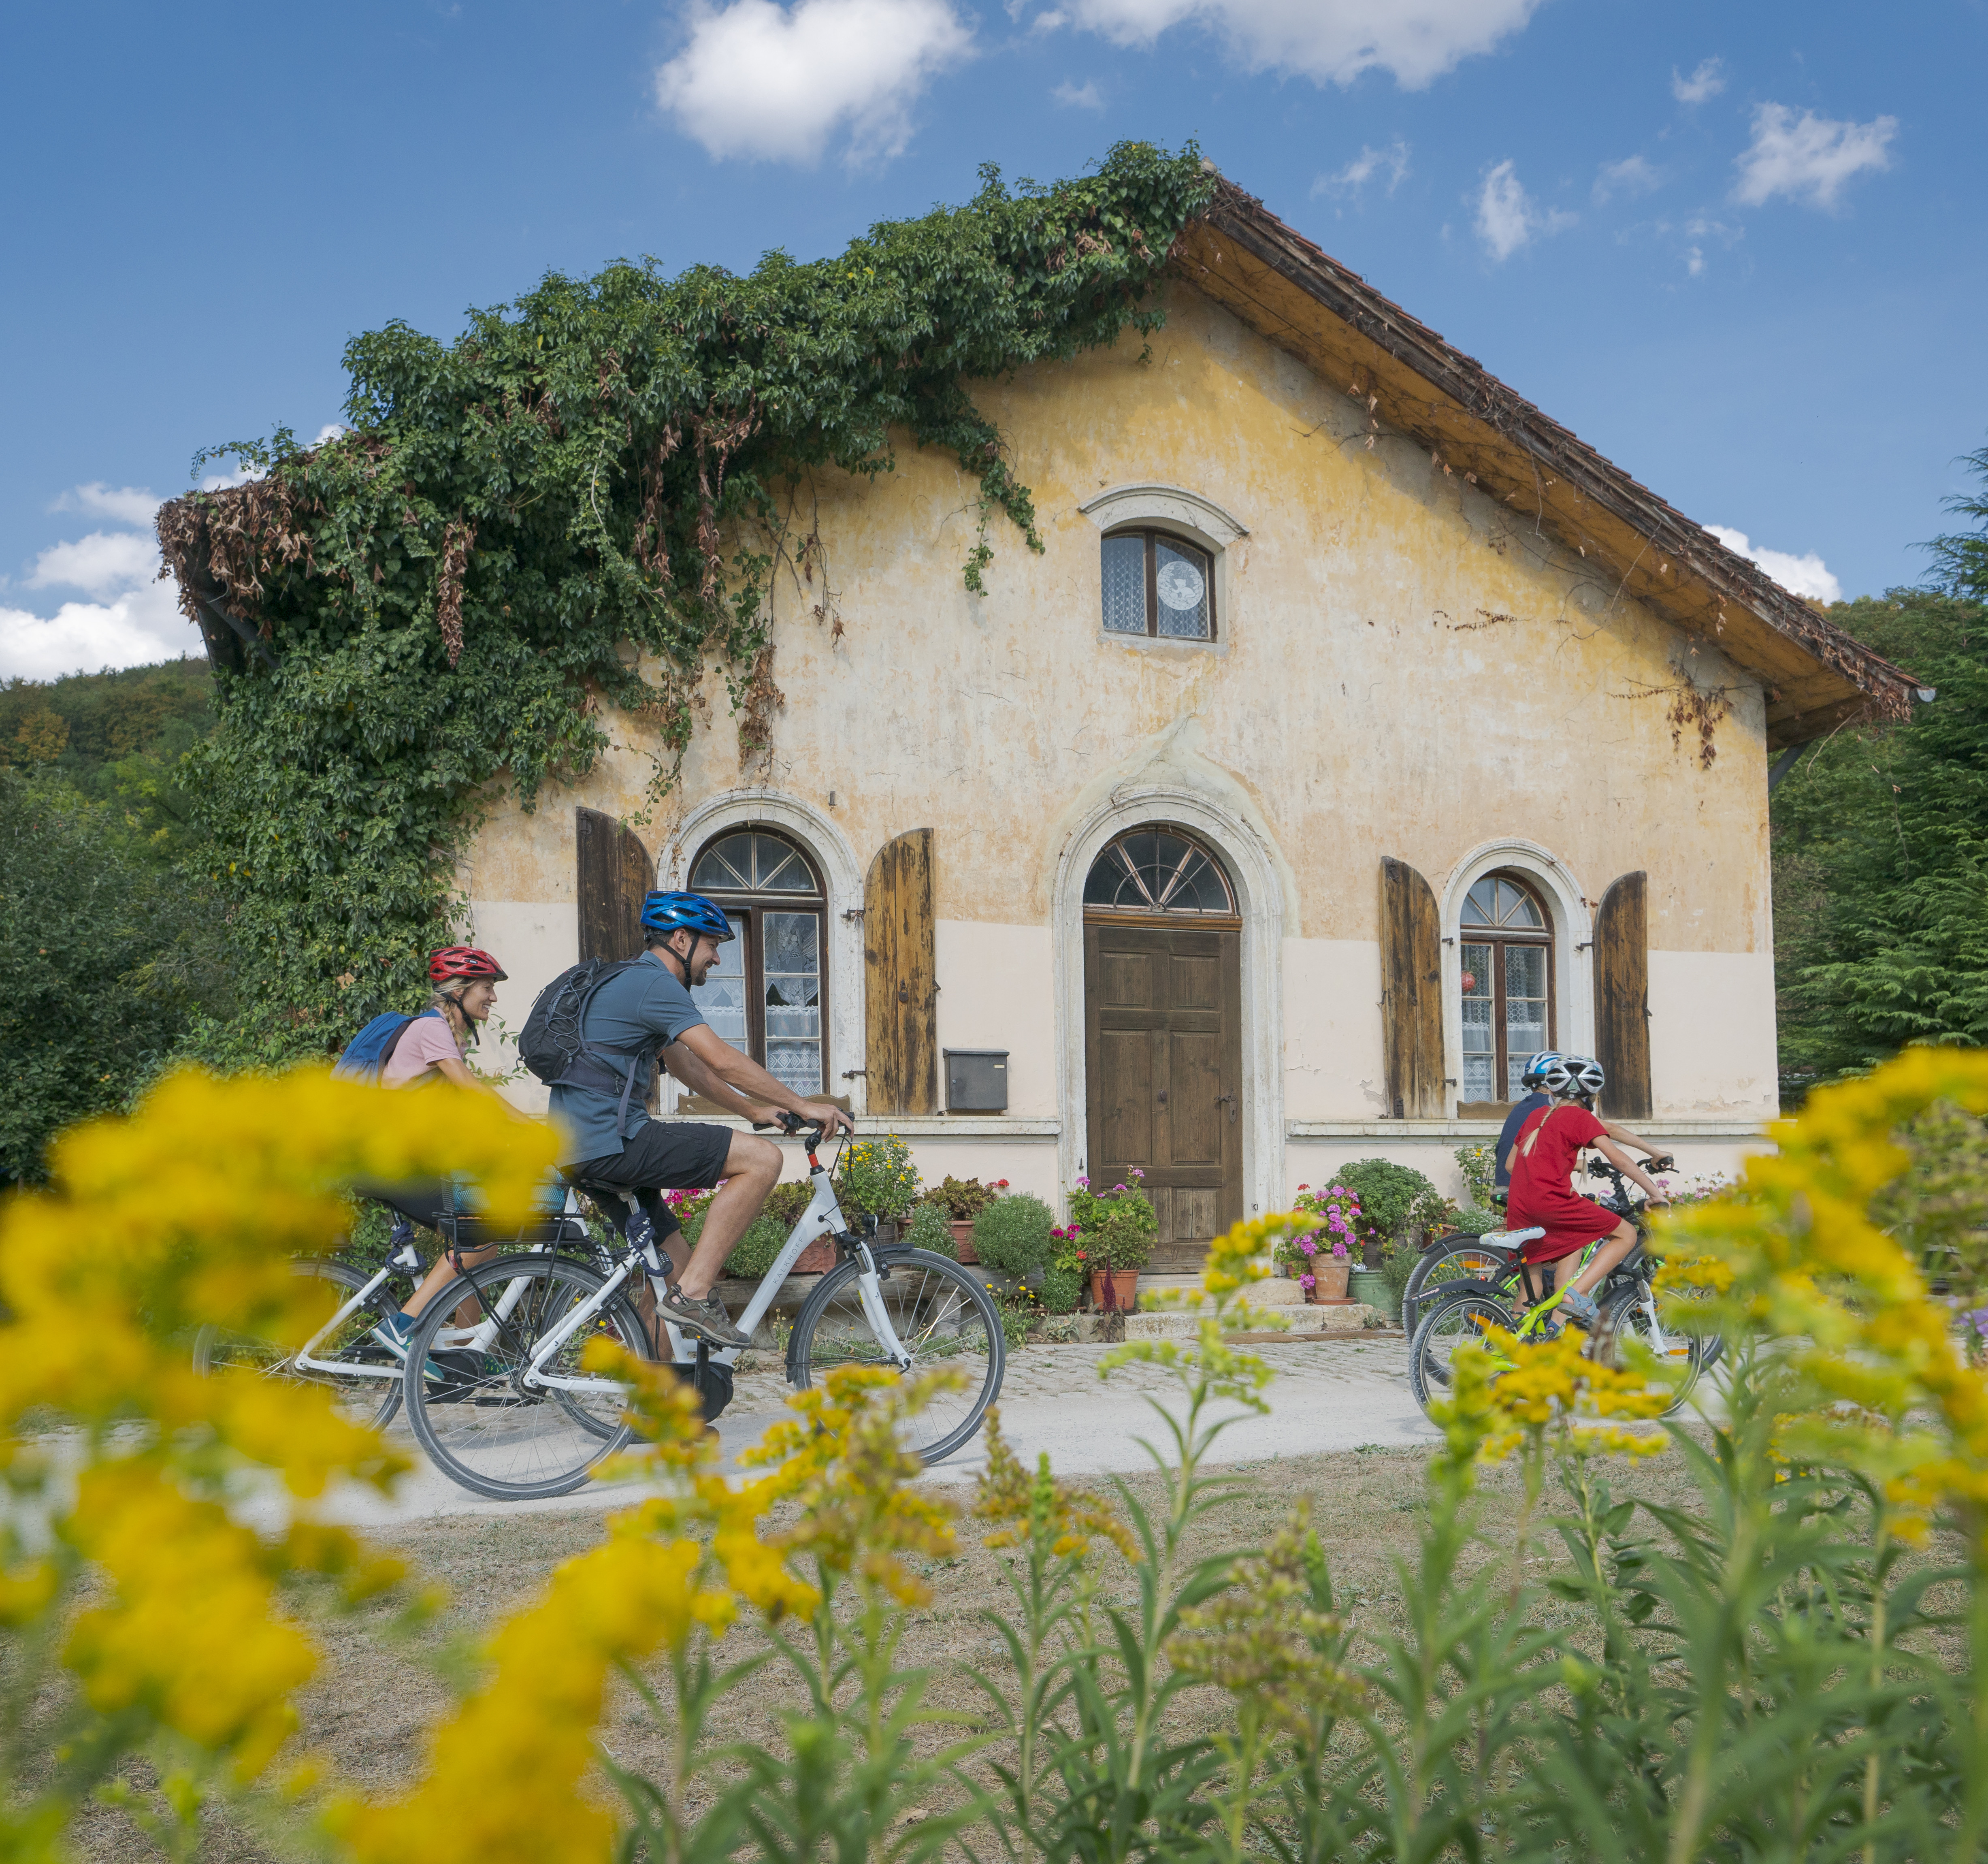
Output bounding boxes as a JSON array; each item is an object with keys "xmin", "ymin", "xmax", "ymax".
[{"xmin": 381, "ymin": 1013, "xmax": 463, "ymax": 1088}]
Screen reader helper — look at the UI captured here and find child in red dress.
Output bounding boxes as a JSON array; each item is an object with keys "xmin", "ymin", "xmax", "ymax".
[{"xmin": 1506, "ymin": 1056, "xmax": 1670, "ymax": 1329}]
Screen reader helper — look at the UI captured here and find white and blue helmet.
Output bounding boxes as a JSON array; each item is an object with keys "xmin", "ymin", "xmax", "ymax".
[{"xmin": 1539, "ymin": 1054, "xmax": 1606, "ymax": 1102}]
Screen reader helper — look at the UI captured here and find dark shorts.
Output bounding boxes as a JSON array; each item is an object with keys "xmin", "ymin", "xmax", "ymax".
[{"xmin": 567, "ymin": 1120, "xmax": 735, "ymax": 1196}]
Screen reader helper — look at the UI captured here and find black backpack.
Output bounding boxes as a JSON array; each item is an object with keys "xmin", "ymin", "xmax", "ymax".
[{"xmin": 518, "ymin": 958, "xmax": 655, "ymax": 1141}]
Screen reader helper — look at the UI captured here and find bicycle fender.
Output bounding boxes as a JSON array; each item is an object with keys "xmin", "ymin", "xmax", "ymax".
[{"xmin": 1423, "ymin": 1277, "xmax": 1511, "ymax": 1306}]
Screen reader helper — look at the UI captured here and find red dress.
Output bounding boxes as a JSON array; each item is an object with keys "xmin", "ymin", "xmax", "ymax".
[{"xmin": 1506, "ymin": 1104, "xmax": 1617, "ymax": 1264}]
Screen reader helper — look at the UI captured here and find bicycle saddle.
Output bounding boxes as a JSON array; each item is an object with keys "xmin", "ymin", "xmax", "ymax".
[{"xmin": 1481, "ymin": 1226, "xmax": 1546, "ymax": 1248}]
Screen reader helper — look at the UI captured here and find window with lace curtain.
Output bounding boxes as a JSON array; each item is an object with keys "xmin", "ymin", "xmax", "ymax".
[
  {"xmin": 1100, "ymin": 529, "xmax": 1216, "ymax": 641},
  {"xmin": 684, "ymin": 828, "xmax": 827, "ymax": 1097},
  {"xmin": 1457, "ymin": 872, "xmax": 1554, "ymax": 1110}
]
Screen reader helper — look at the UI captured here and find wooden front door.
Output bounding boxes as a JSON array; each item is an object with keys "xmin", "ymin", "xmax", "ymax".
[{"xmin": 1084, "ymin": 920, "xmax": 1243, "ymax": 1271}]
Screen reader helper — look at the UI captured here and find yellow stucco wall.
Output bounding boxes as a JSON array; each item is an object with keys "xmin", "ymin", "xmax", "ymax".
[{"xmin": 463, "ymin": 283, "xmax": 1779, "ymax": 1198}]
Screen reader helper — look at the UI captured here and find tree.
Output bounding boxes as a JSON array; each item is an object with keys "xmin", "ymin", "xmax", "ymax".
[
  {"xmin": 0, "ymin": 772, "xmax": 233, "ymax": 1183},
  {"xmin": 1773, "ymin": 448, "xmax": 1988, "ymax": 1092}
]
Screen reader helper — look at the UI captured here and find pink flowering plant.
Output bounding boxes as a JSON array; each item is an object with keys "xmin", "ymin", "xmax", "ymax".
[
  {"xmin": 1050, "ymin": 1222, "xmax": 1088, "ymax": 1276},
  {"xmin": 1276, "ymin": 1183, "xmax": 1360, "ymax": 1288},
  {"xmin": 1065, "ymin": 1168, "xmax": 1159, "ymax": 1272}
]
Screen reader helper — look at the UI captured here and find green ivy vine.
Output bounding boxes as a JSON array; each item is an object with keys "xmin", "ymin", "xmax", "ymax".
[{"xmin": 160, "ymin": 144, "xmax": 1215, "ymax": 1066}]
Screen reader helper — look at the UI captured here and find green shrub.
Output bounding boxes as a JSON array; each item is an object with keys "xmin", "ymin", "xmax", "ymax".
[
  {"xmin": 972, "ymin": 1192, "xmax": 1054, "ymax": 1274},
  {"xmin": 1449, "ymin": 1205, "xmax": 1502, "ymax": 1237},
  {"xmin": 1327, "ymin": 1157, "xmax": 1439, "ymax": 1246},
  {"xmin": 1041, "ymin": 1264, "xmax": 1083, "ymax": 1314},
  {"xmin": 901, "ymin": 1200, "xmax": 957, "ymax": 1258}
]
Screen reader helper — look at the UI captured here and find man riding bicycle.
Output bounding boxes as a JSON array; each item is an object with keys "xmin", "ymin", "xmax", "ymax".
[
  {"xmin": 1505, "ymin": 1054, "xmax": 1669, "ymax": 1330},
  {"xmin": 550, "ymin": 890, "xmax": 853, "ymax": 1351}
]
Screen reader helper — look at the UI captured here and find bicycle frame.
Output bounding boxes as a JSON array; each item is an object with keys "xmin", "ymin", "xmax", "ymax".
[
  {"xmin": 441, "ymin": 1140, "xmax": 915, "ymax": 1398},
  {"xmin": 292, "ymin": 1226, "xmax": 428, "ymax": 1384}
]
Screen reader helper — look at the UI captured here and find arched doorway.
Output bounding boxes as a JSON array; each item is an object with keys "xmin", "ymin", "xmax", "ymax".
[{"xmin": 1082, "ymin": 826, "xmax": 1243, "ymax": 1270}]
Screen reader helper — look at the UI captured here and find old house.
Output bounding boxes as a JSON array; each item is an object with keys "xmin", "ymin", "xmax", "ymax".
[{"xmin": 428, "ymin": 182, "xmax": 1917, "ymax": 1267}]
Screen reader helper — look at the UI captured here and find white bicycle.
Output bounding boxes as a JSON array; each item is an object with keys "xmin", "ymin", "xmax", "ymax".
[{"xmin": 399, "ymin": 1117, "xmax": 1006, "ymax": 1500}]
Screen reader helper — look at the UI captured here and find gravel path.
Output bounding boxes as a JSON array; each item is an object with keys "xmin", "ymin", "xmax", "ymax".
[{"xmin": 263, "ymin": 1333, "xmax": 1437, "ymax": 1527}]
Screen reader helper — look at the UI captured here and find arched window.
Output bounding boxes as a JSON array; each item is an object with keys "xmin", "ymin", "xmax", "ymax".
[
  {"xmin": 1101, "ymin": 529, "xmax": 1215, "ymax": 641},
  {"xmin": 1458, "ymin": 872, "xmax": 1554, "ymax": 1106},
  {"xmin": 1083, "ymin": 826, "xmax": 1236, "ymax": 916},
  {"xmin": 686, "ymin": 828, "xmax": 826, "ymax": 1095}
]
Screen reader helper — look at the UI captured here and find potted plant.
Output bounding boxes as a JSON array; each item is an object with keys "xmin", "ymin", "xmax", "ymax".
[
  {"xmin": 1287, "ymin": 1183, "xmax": 1361, "ymax": 1300},
  {"xmin": 834, "ymin": 1135, "xmax": 921, "ymax": 1237},
  {"xmin": 971, "ymin": 1191, "xmax": 1053, "ymax": 1298},
  {"xmin": 922, "ymin": 1174, "xmax": 1004, "ymax": 1263},
  {"xmin": 1326, "ymin": 1157, "xmax": 1440, "ymax": 1267},
  {"xmin": 1068, "ymin": 1171, "xmax": 1156, "ymax": 1311}
]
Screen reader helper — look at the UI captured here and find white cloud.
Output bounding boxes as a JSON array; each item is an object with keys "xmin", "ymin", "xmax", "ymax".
[
  {"xmin": 1705, "ymin": 525, "xmax": 1842, "ymax": 604},
  {"xmin": 655, "ymin": 0, "xmax": 974, "ymax": 164},
  {"xmin": 1733, "ymin": 102, "xmax": 1896, "ymax": 209},
  {"xmin": 26, "ymin": 531, "xmax": 160, "ymax": 600},
  {"xmin": 1473, "ymin": 159, "xmax": 1573, "ymax": 261},
  {"xmin": 1060, "ymin": 0, "xmax": 1542, "ymax": 88},
  {"xmin": 1030, "ymin": 6, "xmax": 1067, "ymax": 27},
  {"xmin": 1053, "ymin": 77, "xmax": 1104, "ymax": 106},
  {"xmin": 1593, "ymin": 154, "xmax": 1660, "ymax": 205},
  {"xmin": 52, "ymin": 482, "xmax": 160, "ymax": 528},
  {"xmin": 1671, "ymin": 56, "xmax": 1723, "ymax": 104},
  {"xmin": 1313, "ymin": 138, "xmax": 1410, "ymax": 198},
  {"xmin": 1685, "ymin": 245, "xmax": 1705, "ymax": 277},
  {"xmin": 0, "ymin": 583, "xmax": 200, "ymax": 681}
]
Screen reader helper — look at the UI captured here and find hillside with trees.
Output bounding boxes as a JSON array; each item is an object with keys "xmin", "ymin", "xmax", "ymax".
[{"xmin": 0, "ymin": 656, "xmax": 230, "ymax": 1183}]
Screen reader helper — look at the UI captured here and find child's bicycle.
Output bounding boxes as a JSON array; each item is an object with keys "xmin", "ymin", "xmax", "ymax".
[
  {"xmin": 1406, "ymin": 1158, "xmax": 1720, "ymax": 1420},
  {"xmin": 396, "ymin": 1115, "xmax": 1005, "ymax": 1500}
]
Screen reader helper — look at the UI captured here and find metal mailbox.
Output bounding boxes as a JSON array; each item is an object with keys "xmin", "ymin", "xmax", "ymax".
[{"xmin": 943, "ymin": 1049, "xmax": 1009, "ymax": 1113}]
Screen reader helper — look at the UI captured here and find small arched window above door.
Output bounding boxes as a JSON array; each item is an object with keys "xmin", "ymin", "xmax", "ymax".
[
  {"xmin": 1458, "ymin": 872, "xmax": 1554, "ymax": 1108},
  {"xmin": 1083, "ymin": 827, "xmax": 1236, "ymax": 917},
  {"xmin": 686, "ymin": 827, "xmax": 827, "ymax": 1096}
]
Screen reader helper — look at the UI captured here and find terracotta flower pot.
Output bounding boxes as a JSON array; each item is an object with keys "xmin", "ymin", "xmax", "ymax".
[
  {"xmin": 794, "ymin": 1234, "xmax": 835, "ymax": 1274},
  {"xmin": 1310, "ymin": 1257, "xmax": 1351, "ymax": 1301},
  {"xmin": 1090, "ymin": 1269, "xmax": 1139, "ymax": 1312},
  {"xmin": 950, "ymin": 1219, "xmax": 979, "ymax": 1264}
]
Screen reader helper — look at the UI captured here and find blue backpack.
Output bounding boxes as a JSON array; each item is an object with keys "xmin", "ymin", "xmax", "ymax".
[{"xmin": 333, "ymin": 1009, "xmax": 442, "ymax": 1085}]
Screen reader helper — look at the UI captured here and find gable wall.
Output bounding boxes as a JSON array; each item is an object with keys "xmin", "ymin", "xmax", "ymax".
[{"xmin": 466, "ymin": 286, "xmax": 1777, "ymax": 1207}]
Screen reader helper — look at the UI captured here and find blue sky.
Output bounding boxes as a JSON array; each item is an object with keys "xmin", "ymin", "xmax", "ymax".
[{"xmin": 3, "ymin": 0, "xmax": 1982, "ymax": 678}]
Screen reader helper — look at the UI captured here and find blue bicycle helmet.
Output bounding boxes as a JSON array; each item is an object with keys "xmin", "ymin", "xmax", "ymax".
[
  {"xmin": 639, "ymin": 891, "xmax": 735, "ymax": 943},
  {"xmin": 1519, "ymin": 1050, "xmax": 1562, "ymax": 1090}
]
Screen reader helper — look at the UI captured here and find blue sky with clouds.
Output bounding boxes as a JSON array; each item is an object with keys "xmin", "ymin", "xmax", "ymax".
[{"xmin": 3, "ymin": 0, "xmax": 1982, "ymax": 678}]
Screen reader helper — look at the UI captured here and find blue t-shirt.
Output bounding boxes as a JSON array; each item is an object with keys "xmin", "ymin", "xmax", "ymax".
[
  {"xmin": 548, "ymin": 952, "xmax": 708, "ymax": 1165},
  {"xmin": 1493, "ymin": 1092, "xmax": 1550, "ymax": 1188}
]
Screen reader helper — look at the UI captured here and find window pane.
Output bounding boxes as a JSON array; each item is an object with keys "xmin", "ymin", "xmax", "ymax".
[
  {"xmin": 753, "ymin": 834, "xmax": 816, "ymax": 891},
  {"xmin": 1496, "ymin": 879, "xmax": 1544, "ymax": 929},
  {"xmin": 691, "ymin": 834, "xmax": 753, "ymax": 892},
  {"xmin": 1153, "ymin": 539, "xmax": 1211, "ymax": 639},
  {"xmin": 690, "ymin": 913, "xmax": 749, "ymax": 1047},
  {"xmin": 1461, "ymin": 879, "xmax": 1496, "ymax": 925},
  {"xmin": 1504, "ymin": 944, "xmax": 1548, "ymax": 1099},
  {"xmin": 761, "ymin": 911, "xmax": 822, "ymax": 1095},
  {"xmin": 1102, "ymin": 533, "xmax": 1148, "ymax": 634}
]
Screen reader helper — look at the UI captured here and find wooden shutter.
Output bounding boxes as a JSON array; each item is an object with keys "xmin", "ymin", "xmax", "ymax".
[
  {"xmin": 1379, "ymin": 857, "xmax": 1445, "ymax": 1118},
  {"xmin": 1593, "ymin": 872, "xmax": 1652, "ymax": 1119},
  {"xmin": 576, "ymin": 808, "xmax": 652, "ymax": 963},
  {"xmin": 864, "ymin": 829, "xmax": 937, "ymax": 1115}
]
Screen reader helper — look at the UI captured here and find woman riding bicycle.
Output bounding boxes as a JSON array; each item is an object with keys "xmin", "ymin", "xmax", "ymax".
[
  {"xmin": 363, "ymin": 945, "xmax": 523, "ymax": 1361},
  {"xmin": 1506, "ymin": 1054, "xmax": 1669, "ymax": 1330}
]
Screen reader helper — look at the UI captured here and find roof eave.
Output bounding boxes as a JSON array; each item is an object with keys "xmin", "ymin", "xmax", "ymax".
[{"xmin": 1183, "ymin": 181, "xmax": 1918, "ymax": 749}]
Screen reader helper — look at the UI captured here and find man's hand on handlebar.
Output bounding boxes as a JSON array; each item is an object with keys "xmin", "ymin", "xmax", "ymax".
[{"xmin": 755, "ymin": 1102, "xmax": 855, "ymax": 1138}]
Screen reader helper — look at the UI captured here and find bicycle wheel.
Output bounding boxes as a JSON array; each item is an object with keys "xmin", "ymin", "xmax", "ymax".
[
  {"xmin": 1407, "ymin": 1289, "xmax": 1517, "ymax": 1417},
  {"xmin": 1401, "ymin": 1240, "xmax": 1515, "ymax": 1338},
  {"xmin": 402, "ymin": 1254, "xmax": 654, "ymax": 1501},
  {"xmin": 1593, "ymin": 1285, "xmax": 1703, "ymax": 1416},
  {"xmin": 192, "ymin": 1257, "xmax": 410, "ymax": 1431},
  {"xmin": 789, "ymin": 1249, "xmax": 1003, "ymax": 1466}
]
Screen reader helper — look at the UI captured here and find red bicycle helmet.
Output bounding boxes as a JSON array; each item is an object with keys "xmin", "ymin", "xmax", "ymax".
[{"xmin": 428, "ymin": 945, "xmax": 507, "ymax": 982}]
